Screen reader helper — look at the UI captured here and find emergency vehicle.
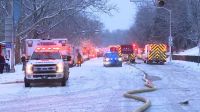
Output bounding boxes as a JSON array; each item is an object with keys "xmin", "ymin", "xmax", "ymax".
[
  {"xmin": 118, "ymin": 45, "xmax": 136, "ymax": 63},
  {"xmin": 137, "ymin": 48, "xmax": 144, "ymax": 59},
  {"xmin": 82, "ymin": 46, "xmax": 90, "ymax": 60},
  {"xmin": 89, "ymin": 48, "xmax": 97, "ymax": 59},
  {"xmin": 143, "ymin": 43, "xmax": 167, "ymax": 64},
  {"xmin": 25, "ymin": 39, "xmax": 75, "ymax": 67},
  {"xmin": 109, "ymin": 45, "xmax": 120, "ymax": 53},
  {"xmin": 24, "ymin": 39, "xmax": 71, "ymax": 87}
]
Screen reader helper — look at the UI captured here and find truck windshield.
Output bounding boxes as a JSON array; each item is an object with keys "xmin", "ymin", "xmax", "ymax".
[{"xmin": 31, "ymin": 52, "xmax": 61, "ymax": 60}]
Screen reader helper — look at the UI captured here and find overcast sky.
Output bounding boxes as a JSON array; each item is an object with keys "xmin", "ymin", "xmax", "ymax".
[{"xmin": 99, "ymin": 0, "xmax": 137, "ymax": 31}]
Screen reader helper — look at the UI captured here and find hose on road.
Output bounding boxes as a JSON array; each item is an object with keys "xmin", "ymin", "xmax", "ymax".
[{"xmin": 124, "ymin": 64, "xmax": 157, "ymax": 112}]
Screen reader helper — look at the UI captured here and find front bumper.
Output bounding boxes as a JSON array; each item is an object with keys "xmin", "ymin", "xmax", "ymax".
[
  {"xmin": 103, "ymin": 61, "xmax": 122, "ymax": 66},
  {"xmin": 25, "ymin": 73, "xmax": 64, "ymax": 80}
]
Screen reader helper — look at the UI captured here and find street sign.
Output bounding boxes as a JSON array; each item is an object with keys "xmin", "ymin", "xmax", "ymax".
[
  {"xmin": 5, "ymin": 42, "xmax": 12, "ymax": 48},
  {"xmin": 168, "ymin": 36, "xmax": 173, "ymax": 42},
  {"xmin": 168, "ymin": 36, "xmax": 173, "ymax": 46}
]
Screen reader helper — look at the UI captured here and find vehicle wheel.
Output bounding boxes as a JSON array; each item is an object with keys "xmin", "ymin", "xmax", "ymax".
[
  {"xmin": 160, "ymin": 62, "xmax": 164, "ymax": 65},
  {"xmin": 61, "ymin": 77, "xmax": 66, "ymax": 86},
  {"xmin": 131, "ymin": 60, "xmax": 135, "ymax": 63},
  {"xmin": 66, "ymin": 73, "xmax": 69, "ymax": 81},
  {"xmin": 24, "ymin": 78, "xmax": 30, "ymax": 87}
]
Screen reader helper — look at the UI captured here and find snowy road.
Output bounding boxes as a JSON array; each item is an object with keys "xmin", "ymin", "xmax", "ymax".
[
  {"xmin": 0, "ymin": 58, "xmax": 200, "ymax": 112},
  {"xmin": 134, "ymin": 61, "xmax": 200, "ymax": 112}
]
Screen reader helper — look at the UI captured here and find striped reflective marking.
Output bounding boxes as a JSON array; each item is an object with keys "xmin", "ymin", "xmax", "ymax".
[
  {"xmin": 148, "ymin": 44, "xmax": 167, "ymax": 61},
  {"xmin": 129, "ymin": 54, "xmax": 135, "ymax": 59},
  {"xmin": 118, "ymin": 47, "xmax": 122, "ymax": 56}
]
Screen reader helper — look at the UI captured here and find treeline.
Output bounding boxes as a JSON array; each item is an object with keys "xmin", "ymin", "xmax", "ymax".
[
  {"xmin": 128, "ymin": 0, "xmax": 200, "ymax": 51},
  {"xmin": 0, "ymin": 0, "xmax": 115, "ymax": 43},
  {"xmin": 0, "ymin": 0, "xmax": 115, "ymax": 63}
]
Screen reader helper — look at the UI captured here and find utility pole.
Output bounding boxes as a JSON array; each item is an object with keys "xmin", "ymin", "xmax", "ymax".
[
  {"xmin": 5, "ymin": 0, "xmax": 15, "ymax": 72},
  {"xmin": 198, "ymin": 39, "xmax": 200, "ymax": 66},
  {"xmin": 130, "ymin": 0, "xmax": 173, "ymax": 62},
  {"xmin": 157, "ymin": 7, "xmax": 172, "ymax": 62}
]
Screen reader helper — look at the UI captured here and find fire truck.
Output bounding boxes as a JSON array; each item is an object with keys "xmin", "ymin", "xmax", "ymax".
[
  {"xmin": 109, "ymin": 45, "xmax": 120, "ymax": 53},
  {"xmin": 24, "ymin": 39, "xmax": 71, "ymax": 87},
  {"xmin": 143, "ymin": 43, "xmax": 167, "ymax": 64},
  {"xmin": 118, "ymin": 45, "xmax": 136, "ymax": 63}
]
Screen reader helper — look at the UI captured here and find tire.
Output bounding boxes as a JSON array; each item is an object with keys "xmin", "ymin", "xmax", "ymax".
[
  {"xmin": 61, "ymin": 77, "xmax": 66, "ymax": 86},
  {"xmin": 24, "ymin": 78, "xmax": 30, "ymax": 87},
  {"xmin": 160, "ymin": 62, "xmax": 164, "ymax": 65},
  {"xmin": 131, "ymin": 60, "xmax": 135, "ymax": 63},
  {"xmin": 66, "ymin": 73, "xmax": 69, "ymax": 81}
]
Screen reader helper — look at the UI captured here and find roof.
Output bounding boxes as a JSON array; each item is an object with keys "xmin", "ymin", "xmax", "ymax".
[{"xmin": 0, "ymin": 41, "xmax": 6, "ymax": 45}]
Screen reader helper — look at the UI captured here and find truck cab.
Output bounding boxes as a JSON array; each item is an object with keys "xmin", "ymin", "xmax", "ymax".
[
  {"xmin": 120, "ymin": 45, "xmax": 136, "ymax": 63},
  {"xmin": 24, "ymin": 46, "xmax": 70, "ymax": 87}
]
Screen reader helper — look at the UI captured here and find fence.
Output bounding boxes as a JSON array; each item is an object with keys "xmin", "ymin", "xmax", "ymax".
[{"xmin": 172, "ymin": 55, "xmax": 200, "ymax": 63}]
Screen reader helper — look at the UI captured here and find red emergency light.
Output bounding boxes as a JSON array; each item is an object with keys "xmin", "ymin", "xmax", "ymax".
[{"xmin": 35, "ymin": 47, "xmax": 60, "ymax": 52}]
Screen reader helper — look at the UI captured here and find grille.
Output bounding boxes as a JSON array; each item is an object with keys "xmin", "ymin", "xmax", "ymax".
[
  {"xmin": 33, "ymin": 75, "xmax": 57, "ymax": 78},
  {"xmin": 33, "ymin": 64, "xmax": 57, "ymax": 73}
]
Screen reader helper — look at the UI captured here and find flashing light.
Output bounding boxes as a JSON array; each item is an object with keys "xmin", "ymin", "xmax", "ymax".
[
  {"xmin": 105, "ymin": 58, "xmax": 110, "ymax": 61},
  {"xmin": 26, "ymin": 64, "xmax": 33, "ymax": 74},
  {"xmin": 35, "ymin": 47, "xmax": 60, "ymax": 52},
  {"xmin": 56, "ymin": 63, "xmax": 64, "ymax": 73},
  {"xmin": 118, "ymin": 58, "xmax": 122, "ymax": 61},
  {"xmin": 95, "ymin": 49, "xmax": 100, "ymax": 52}
]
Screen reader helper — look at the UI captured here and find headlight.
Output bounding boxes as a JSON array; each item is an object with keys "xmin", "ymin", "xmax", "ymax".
[
  {"xmin": 118, "ymin": 58, "xmax": 122, "ymax": 61},
  {"xmin": 56, "ymin": 63, "xmax": 64, "ymax": 73},
  {"xmin": 26, "ymin": 64, "xmax": 33, "ymax": 74},
  {"xmin": 105, "ymin": 58, "xmax": 110, "ymax": 61}
]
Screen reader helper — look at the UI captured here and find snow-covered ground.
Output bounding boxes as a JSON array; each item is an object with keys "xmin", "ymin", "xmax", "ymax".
[
  {"xmin": 174, "ymin": 46, "xmax": 200, "ymax": 56},
  {"xmin": 135, "ymin": 60, "xmax": 200, "ymax": 112},
  {"xmin": 0, "ymin": 64, "xmax": 24, "ymax": 84},
  {"xmin": 171, "ymin": 60, "xmax": 200, "ymax": 72},
  {"xmin": 0, "ymin": 58, "xmax": 200, "ymax": 112},
  {"xmin": 0, "ymin": 58, "xmax": 143, "ymax": 112}
]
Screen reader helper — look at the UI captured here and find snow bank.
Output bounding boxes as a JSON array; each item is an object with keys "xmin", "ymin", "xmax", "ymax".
[
  {"xmin": 171, "ymin": 60, "xmax": 200, "ymax": 72},
  {"xmin": 0, "ymin": 64, "xmax": 24, "ymax": 83},
  {"xmin": 175, "ymin": 46, "xmax": 200, "ymax": 56}
]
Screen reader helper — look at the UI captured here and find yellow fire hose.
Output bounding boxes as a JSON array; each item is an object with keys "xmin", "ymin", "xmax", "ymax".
[{"xmin": 124, "ymin": 66, "xmax": 157, "ymax": 112}]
